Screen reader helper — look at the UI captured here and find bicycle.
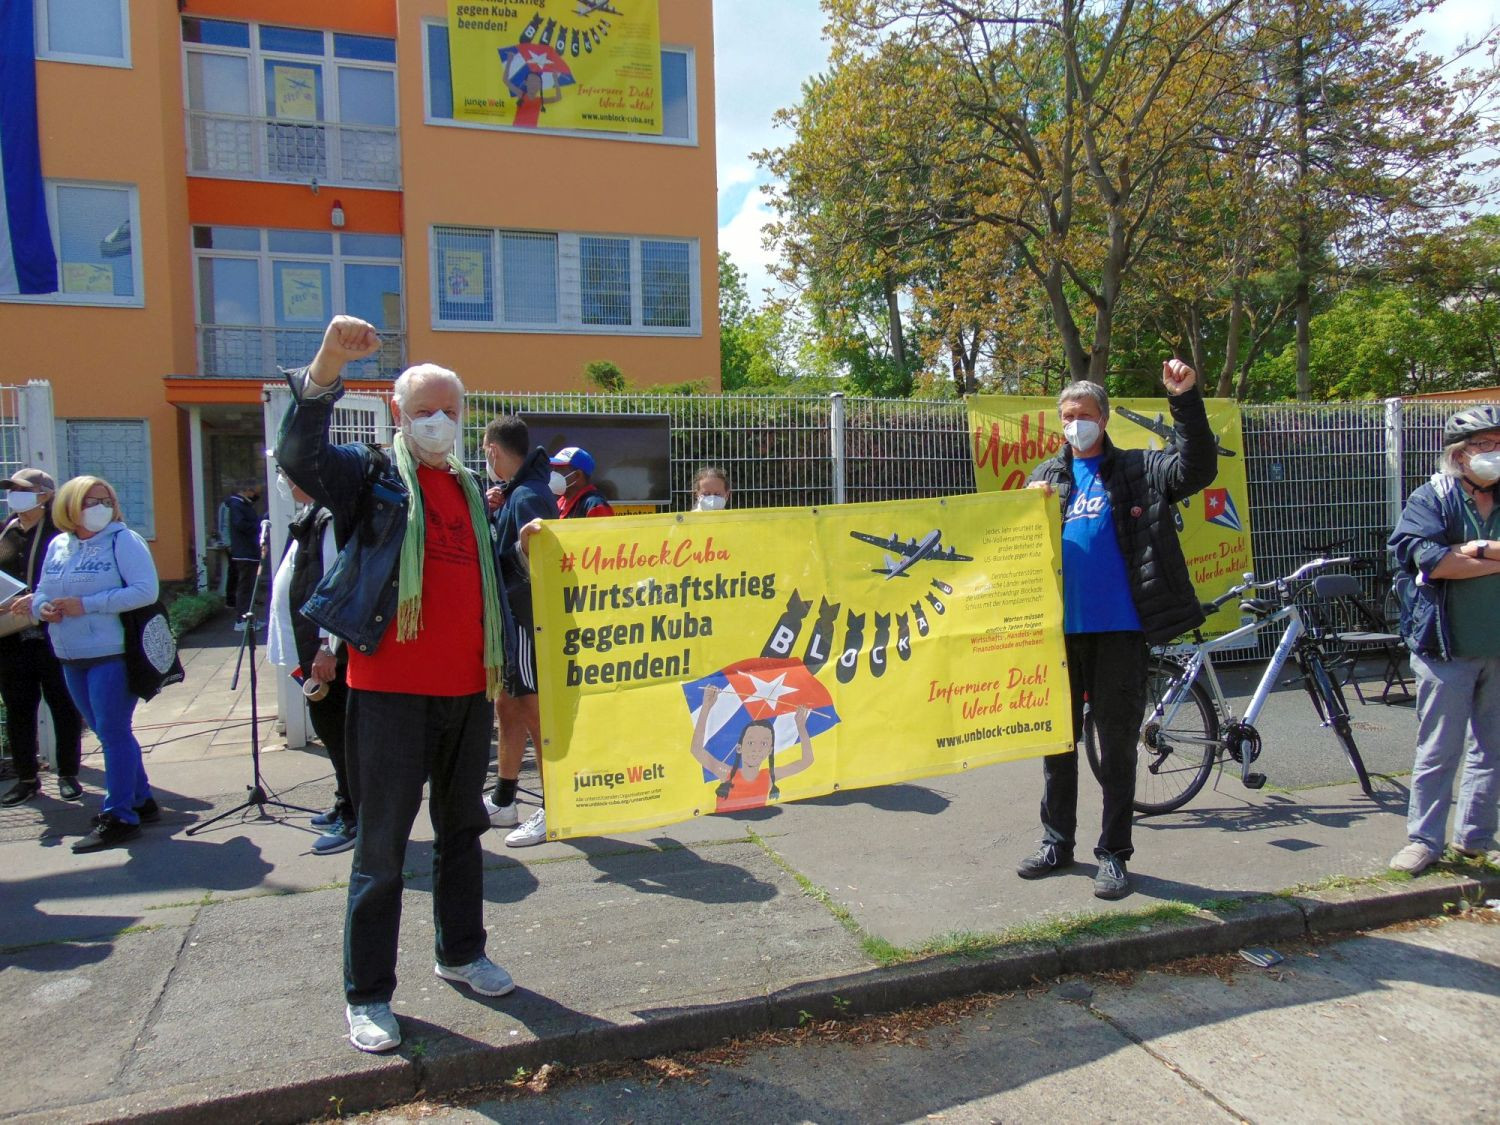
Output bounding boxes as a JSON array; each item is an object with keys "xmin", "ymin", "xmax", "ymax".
[{"xmin": 1083, "ymin": 556, "xmax": 1375, "ymax": 815}]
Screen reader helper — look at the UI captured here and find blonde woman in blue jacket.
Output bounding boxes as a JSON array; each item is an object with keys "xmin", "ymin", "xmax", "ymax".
[{"xmin": 34, "ymin": 476, "xmax": 160, "ymax": 853}]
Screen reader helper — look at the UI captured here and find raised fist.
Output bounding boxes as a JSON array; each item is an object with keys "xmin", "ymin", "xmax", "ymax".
[
  {"xmin": 1162, "ymin": 358, "xmax": 1197, "ymax": 395},
  {"xmin": 319, "ymin": 316, "xmax": 381, "ymax": 363}
]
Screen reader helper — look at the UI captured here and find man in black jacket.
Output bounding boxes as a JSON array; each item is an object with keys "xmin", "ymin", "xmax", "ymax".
[
  {"xmin": 224, "ymin": 481, "xmax": 264, "ymax": 627},
  {"xmin": 482, "ymin": 416, "xmax": 559, "ymax": 847},
  {"xmin": 1021, "ymin": 359, "xmax": 1217, "ymax": 899}
]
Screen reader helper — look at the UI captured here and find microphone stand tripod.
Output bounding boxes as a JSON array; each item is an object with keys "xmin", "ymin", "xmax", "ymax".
[{"xmin": 188, "ymin": 528, "xmax": 317, "ymax": 834}]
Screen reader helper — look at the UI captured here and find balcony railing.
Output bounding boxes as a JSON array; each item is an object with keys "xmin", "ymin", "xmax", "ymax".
[
  {"xmin": 186, "ymin": 111, "xmax": 400, "ymax": 189},
  {"xmin": 197, "ymin": 325, "xmax": 405, "ymax": 380}
]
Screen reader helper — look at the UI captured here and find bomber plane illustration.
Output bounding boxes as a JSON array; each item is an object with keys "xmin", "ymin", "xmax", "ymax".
[
  {"xmin": 1115, "ymin": 406, "xmax": 1238, "ymax": 458},
  {"xmin": 850, "ymin": 529, "xmax": 973, "ymax": 580}
]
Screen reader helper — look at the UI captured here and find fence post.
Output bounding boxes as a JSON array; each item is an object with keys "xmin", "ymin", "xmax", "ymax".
[
  {"xmin": 1384, "ymin": 397, "xmax": 1404, "ymax": 533},
  {"xmin": 18, "ymin": 380, "xmax": 57, "ymax": 479},
  {"xmin": 829, "ymin": 392, "xmax": 847, "ymax": 505}
]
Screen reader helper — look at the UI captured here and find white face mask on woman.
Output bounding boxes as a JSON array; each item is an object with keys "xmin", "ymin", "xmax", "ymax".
[
  {"xmin": 403, "ymin": 412, "xmax": 459, "ymax": 458},
  {"xmin": 1467, "ymin": 450, "xmax": 1500, "ymax": 485},
  {"xmin": 696, "ymin": 494, "xmax": 727, "ymax": 512},
  {"xmin": 6, "ymin": 490, "xmax": 39, "ymax": 513},
  {"xmin": 81, "ymin": 505, "xmax": 114, "ymax": 533}
]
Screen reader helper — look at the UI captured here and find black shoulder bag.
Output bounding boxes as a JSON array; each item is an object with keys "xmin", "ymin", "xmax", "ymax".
[{"xmin": 111, "ymin": 533, "xmax": 185, "ymax": 700}]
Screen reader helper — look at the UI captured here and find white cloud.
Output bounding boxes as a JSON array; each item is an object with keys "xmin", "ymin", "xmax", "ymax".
[{"xmin": 713, "ymin": 0, "xmax": 829, "ymax": 304}]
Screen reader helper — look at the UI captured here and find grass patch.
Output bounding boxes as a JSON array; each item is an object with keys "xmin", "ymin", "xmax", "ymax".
[
  {"xmin": 164, "ymin": 590, "xmax": 226, "ymax": 637},
  {"xmin": 746, "ymin": 827, "xmax": 869, "ymax": 946},
  {"xmin": 0, "ymin": 922, "xmax": 161, "ymax": 955}
]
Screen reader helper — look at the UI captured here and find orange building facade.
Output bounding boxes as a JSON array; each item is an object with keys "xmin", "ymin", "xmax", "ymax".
[{"xmin": 0, "ymin": 1, "xmax": 719, "ymax": 581}]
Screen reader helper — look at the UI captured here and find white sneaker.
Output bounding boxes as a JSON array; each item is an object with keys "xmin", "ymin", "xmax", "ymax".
[
  {"xmin": 346, "ymin": 1002, "xmax": 400, "ymax": 1052},
  {"xmin": 482, "ymin": 792, "xmax": 519, "ymax": 828},
  {"xmin": 1389, "ymin": 841, "xmax": 1440, "ymax": 874},
  {"xmin": 505, "ymin": 807, "xmax": 547, "ymax": 848},
  {"xmin": 435, "ymin": 954, "xmax": 515, "ymax": 997}
]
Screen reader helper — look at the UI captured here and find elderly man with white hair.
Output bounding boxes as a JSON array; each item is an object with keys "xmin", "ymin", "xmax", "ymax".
[{"xmin": 277, "ymin": 316, "xmax": 514, "ymax": 1054}]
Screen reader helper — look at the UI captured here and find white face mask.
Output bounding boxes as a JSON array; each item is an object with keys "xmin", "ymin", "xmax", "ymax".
[
  {"xmin": 1467, "ymin": 450, "xmax": 1500, "ymax": 485},
  {"xmin": 81, "ymin": 504, "xmax": 114, "ymax": 532},
  {"xmin": 6, "ymin": 490, "xmax": 39, "ymax": 513},
  {"xmin": 403, "ymin": 412, "xmax": 459, "ymax": 458},
  {"xmin": 696, "ymin": 494, "xmax": 727, "ymax": 512},
  {"xmin": 549, "ymin": 471, "xmax": 568, "ymax": 496},
  {"xmin": 1064, "ymin": 418, "xmax": 1101, "ymax": 453},
  {"xmin": 486, "ymin": 462, "xmax": 501, "ymax": 484}
]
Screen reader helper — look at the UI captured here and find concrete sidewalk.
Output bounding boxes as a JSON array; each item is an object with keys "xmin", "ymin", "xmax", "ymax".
[{"xmin": 2, "ymin": 615, "xmax": 1496, "ymax": 1124}]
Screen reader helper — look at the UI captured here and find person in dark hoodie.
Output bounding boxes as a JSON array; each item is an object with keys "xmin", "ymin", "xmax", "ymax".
[
  {"xmin": 0, "ymin": 469, "xmax": 84, "ymax": 807},
  {"xmin": 481, "ymin": 415, "xmax": 558, "ymax": 846}
]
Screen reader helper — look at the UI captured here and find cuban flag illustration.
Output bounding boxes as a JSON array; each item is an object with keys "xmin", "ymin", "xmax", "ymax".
[
  {"xmin": 1204, "ymin": 487, "xmax": 1243, "ymax": 533},
  {"xmin": 0, "ymin": 0, "xmax": 58, "ymax": 295},
  {"xmin": 683, "ymin": 657, "xmax": 841, "ymax": 782}
]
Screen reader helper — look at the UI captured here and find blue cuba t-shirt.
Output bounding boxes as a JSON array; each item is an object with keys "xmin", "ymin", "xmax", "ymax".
[{"xmin": 1061, "ymin": 455, "xmax": 1142, "ymax": 634}]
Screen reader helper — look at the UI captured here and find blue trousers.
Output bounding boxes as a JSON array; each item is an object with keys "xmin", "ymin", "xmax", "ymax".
[
  {"xmin": 343, "ymin": 688, "xmax": 492, "ymax": 1006},
  {"xmin": 62, "ymin": 657, "xmax": 151, "ymax": 825}
]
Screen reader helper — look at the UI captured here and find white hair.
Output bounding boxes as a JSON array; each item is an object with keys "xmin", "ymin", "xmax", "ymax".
[
  {"xmin": 1057, "ymin": 380, "xmax": 1110, "ymax": 422},
  {"xmin": 392, "ymin": 363, "xmax": 464, "ymax": 408}
]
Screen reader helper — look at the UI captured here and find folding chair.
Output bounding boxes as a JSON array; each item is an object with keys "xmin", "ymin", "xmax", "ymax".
[{"xmin": 1310, "ymin": 573, "xmax": 1413, "ymax": 704}]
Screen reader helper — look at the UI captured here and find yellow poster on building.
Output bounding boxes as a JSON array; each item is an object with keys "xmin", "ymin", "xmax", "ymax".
[
  {"xmin": 61, "ymin": 263, "xmax": 114, "ymax": 294},
  {"xmin": 530, "ymin": 491, "xmax": 1072, "ymax": 841},
  {"xmin": 280, "ymin": 268, "xmax": 326, "ymax": 323},
  {"xmin": 272, "ymin": 65, "xmax": 318, "ymax": 121},
  {"xmin": 441, "ymin": 250, "xmax": 486, "ymax": 304},
  {"xmin": 446, "ymin": 0, "xmax": 662, "ymax": 133},
  {"xmin": 967, "ymin": 395, "xmax": 1253, "ymax": 637}
]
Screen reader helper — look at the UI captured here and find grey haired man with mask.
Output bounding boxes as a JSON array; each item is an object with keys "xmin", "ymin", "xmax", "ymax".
[{"xmin": 1020, "ymin": 359, "xmax": 1218, "ymax": 899}]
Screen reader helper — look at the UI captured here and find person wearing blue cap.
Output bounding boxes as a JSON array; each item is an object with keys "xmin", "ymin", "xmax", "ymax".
[{"xmin": 550, "ymin": 447, "xmax": 614, "ymax": 519}]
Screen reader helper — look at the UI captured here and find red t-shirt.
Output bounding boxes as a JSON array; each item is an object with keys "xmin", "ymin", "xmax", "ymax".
[
  {"xmin": 348, "ymin": 465, "xmax": 487, "ymax": 697},
  {"xmin": 714, "ymin": 767, "xmax": 772, "ymax": 813}
]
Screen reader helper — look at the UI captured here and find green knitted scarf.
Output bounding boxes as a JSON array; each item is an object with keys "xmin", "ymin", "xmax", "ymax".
[{"xmin": 391, "ymin": 432, "xmax": 506, "ymax": 700}]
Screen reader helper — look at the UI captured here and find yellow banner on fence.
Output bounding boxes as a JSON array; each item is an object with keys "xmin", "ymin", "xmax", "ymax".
[
  {"xmin": 446, "ymin": 0, "xmax": 662, "ymax": 133},
  {"xmin": 531, "ymin": 491, "xmax": 1072, "ymax": 841},
  {"xmin": 967, "ymin": 395, "xmax": 1254, "ymax": 637}
]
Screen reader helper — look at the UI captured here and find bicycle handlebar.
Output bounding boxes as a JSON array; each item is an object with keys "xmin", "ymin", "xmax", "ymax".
[{"xmin": 1201, "ymin": 555, "xmax": 1354, "ymax": 612}]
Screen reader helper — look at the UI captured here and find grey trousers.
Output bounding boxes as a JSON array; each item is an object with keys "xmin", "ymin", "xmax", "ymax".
[{"xmin": 1407, "ymin": 652, "xmax": 1500, "ymax": 852}]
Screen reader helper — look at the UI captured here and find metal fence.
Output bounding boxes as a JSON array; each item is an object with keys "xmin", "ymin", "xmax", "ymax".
[{"xmin": 278, "ymin": 385, "xmax": 1484, "ymax": 643}]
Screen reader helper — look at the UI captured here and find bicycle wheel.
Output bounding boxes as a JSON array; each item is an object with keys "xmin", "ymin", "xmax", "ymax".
[
  {"xmin": 1085, "ymin": 655, "xmax": 1220, "ymax": 815},
  {"xmin": 1300, "ymin": 649, "xmax": 1374, "ymax": 796}
]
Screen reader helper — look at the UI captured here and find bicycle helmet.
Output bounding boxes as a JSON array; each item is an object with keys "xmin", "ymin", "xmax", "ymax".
[{"xmin": 1443, "ymin": 405, "xmax": 1500, "ymax": 446}]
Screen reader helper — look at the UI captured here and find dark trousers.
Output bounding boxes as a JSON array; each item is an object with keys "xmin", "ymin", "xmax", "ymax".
[
  {"xmin": 306, "ymin": 676, "xmax": 354, "ymax": 825},
  {"xmin": 1043, "ymin": 631, "xmax": 1148, "ymax": 860},
  {"xmin": 230, "ymin": 560, "xmax": 259, "ymax": 616},
  {"xmin": 343, "ymin": 688, "xmax": 492, "ymax": 1005},
  {"xmin": 0, "ymin": 636, "xmax": 83, "ymax": 779}
]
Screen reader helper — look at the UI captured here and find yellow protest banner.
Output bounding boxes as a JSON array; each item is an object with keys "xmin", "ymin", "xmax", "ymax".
[
  {"xmin": 446, "ymin": 0, "xmax": 662, "ymax": 133},
  {"xmin": 531, "ymin": 491, "xmax": 1072, "ymax": 841},
  {"xmin": 967, "ymin": 395, "xmax": 1253, "ymax": 637},
  {"xmin": 272, "ymin": 65, "xmax": 318, "ymax": 122}
]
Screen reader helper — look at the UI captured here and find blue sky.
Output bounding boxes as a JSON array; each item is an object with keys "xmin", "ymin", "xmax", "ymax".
[{"xmin": 712, "ymin": 0, "xmax": 1497, "ymax": 306}]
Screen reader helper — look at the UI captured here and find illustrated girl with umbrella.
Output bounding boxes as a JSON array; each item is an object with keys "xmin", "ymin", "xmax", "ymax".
[
  {"xmin": 689, "ymin": 684, "xmax": 816, "ymax": 813},
  {"xmin": 498, "ymin": 41, "xmax": 574, "ymax": 128}
]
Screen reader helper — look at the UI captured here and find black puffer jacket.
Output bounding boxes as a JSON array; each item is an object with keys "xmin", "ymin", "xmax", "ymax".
[{"xmin": 1029, "ymin": 386, "xmax": 1219, "ymax": 643}]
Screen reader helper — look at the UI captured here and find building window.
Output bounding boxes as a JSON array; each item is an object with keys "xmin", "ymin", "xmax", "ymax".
[
  {"xmin": 182, "ymin": 18, "xmax": 399, "ymax": 188},
  {"xmin": 35, "ymin": 0, "xmax": 130, "ymax": 66},
  {"xmin": 193, "ymin": 227, "xmax": 405, "ymax": 378},
  {"xmin": 57, "ymin": 420, "xmax": 154, "ymax": 538},
  {"xmin": 0, "ymin": 182, "xmax": 141, "ymax": 307},
  {"xmin": 423, "ymin": 22, "xmax": 695, "ymax": 144},
  {"xmin": 431, "ymin": 226, "xmax": 698, "ymax": 335}
]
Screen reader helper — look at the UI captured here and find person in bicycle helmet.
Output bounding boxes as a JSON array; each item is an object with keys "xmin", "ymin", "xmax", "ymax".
[
  {"xmin": 1387, "ymin": 404, "xmax": 1500, "ymax": 874},
  {"xmin": 1019, "ymin": 359, "xmax": 1219, "ymax": 900}
]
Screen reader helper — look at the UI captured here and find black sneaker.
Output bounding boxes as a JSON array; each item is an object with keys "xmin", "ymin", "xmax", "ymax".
[
  {"xmin": 135, "ymin": 797, "xmax": 161, "ymax": 823},
  {"xmin": 73, "ymin": 813, "xmax": 141, "ymax": 853},
  {"xmin": 58, "ymin": 776, "xmax": 83, "ymax": 801},
  {"xmin": 1093, "ymin": 853, "xmax": 1131, "ymax": 900},
  {"xmin": 1017, "ymin": 842, "xmax": 1075, "ymax": 879},
  {"xmin": 1, "ymin": 778, "xmax": 40, "ymax": 807}
]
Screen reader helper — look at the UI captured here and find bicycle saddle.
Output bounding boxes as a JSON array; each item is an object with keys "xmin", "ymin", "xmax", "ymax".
[{"xmin": 1239, "ymin": 597, "xmax": 1278, "ymax": 616}]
